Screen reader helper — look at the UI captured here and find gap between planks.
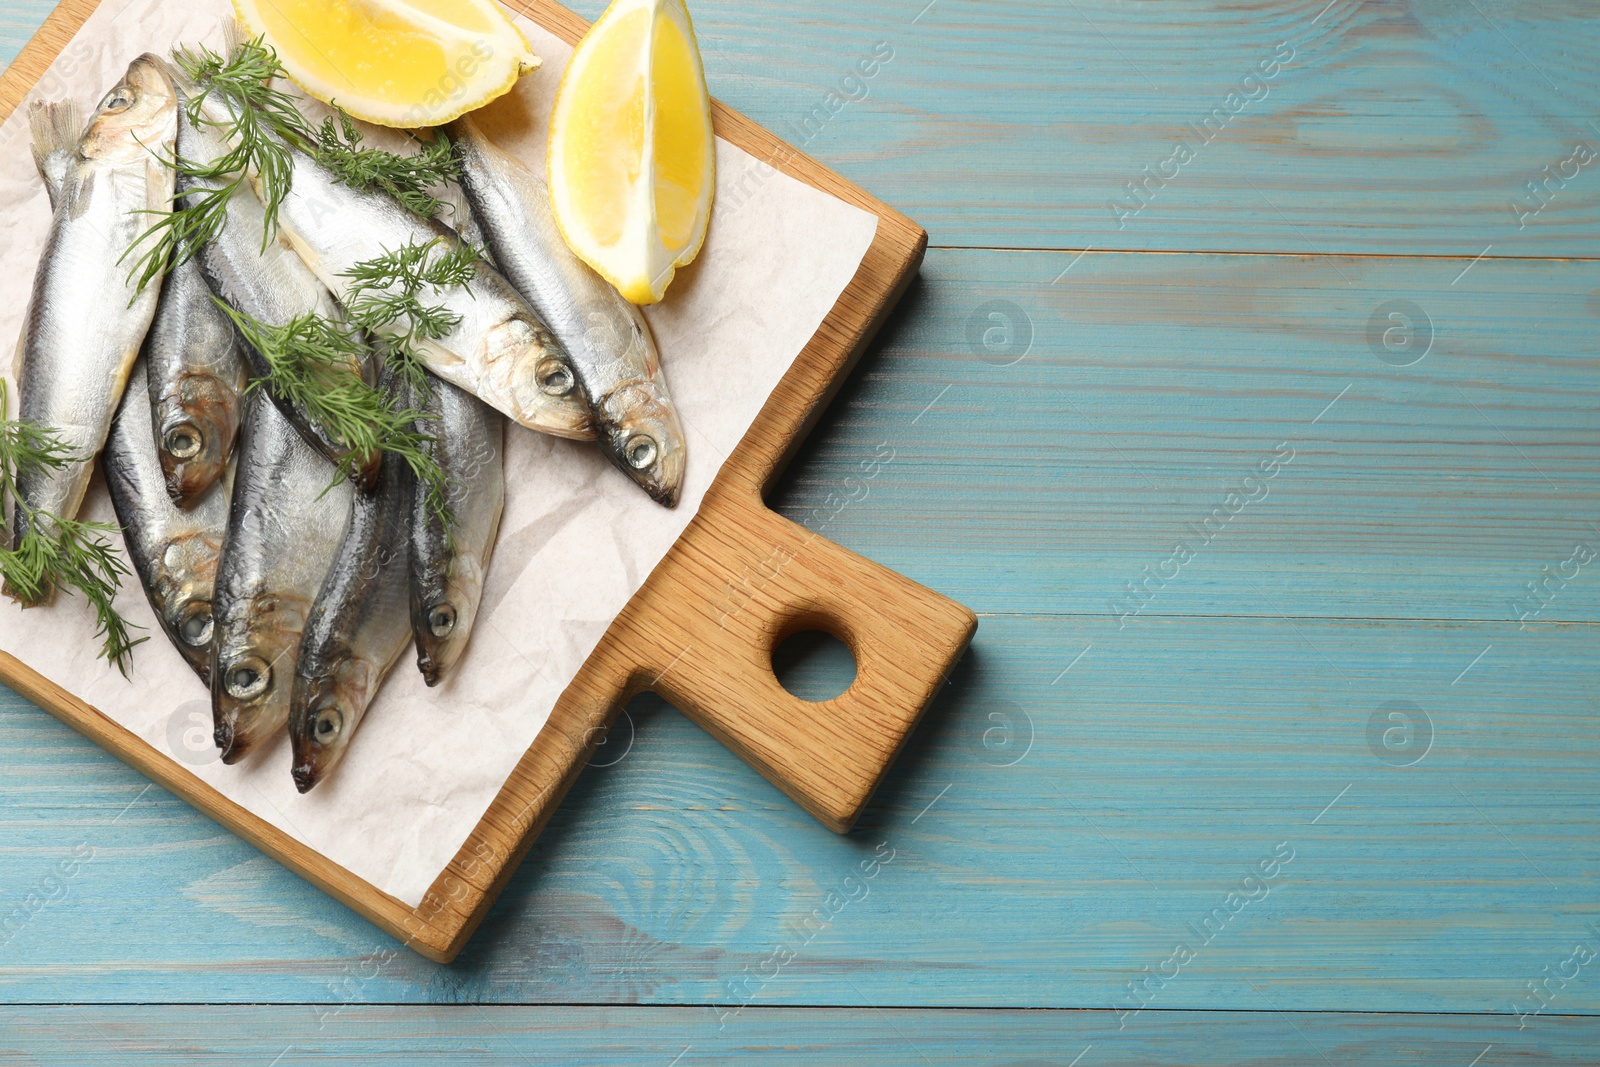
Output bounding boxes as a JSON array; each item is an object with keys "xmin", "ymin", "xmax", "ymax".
[
  {"xmin": 5, "ymin": 1003, "xmax": 1595, "ymax": 1018},
  {"xmin": 929, "ymin": 244, "xmax": 1600, "ymax": 263},
  {"xmin": 964, "ymin": 611, "xmax": 1600, "ymax": 626}
]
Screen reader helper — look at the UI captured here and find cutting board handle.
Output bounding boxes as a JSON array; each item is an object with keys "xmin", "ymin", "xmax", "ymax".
[{"xmin": 630, "ymin": 492, "xmax": 977, "ymax": 833}]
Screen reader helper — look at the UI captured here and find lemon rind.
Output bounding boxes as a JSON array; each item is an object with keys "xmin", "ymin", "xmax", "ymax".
[
  {"xmin": 546, "ymin": 0, "xmax": 715, "ymax": 306},
  {"xmin": 232, "ymin": 0, "xmax": 540, "ymax": 129}
]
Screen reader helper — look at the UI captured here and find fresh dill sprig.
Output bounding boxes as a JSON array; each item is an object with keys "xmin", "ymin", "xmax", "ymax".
[
  {"xmin": 315, "ymin": 114, "xmax": 459, "ymax": 219},
  {"xmin": 124, "ymin": 35, "xmax": 317, "ymax": 293},
  {"xmin": 128, "ymin": 36, "xmax": 471, "ymax": 293},
  {"xmin": 0, "ymin": 379, "xmax": 144, "ymax": 675},
  {"xmin": 215, "ymin": 302, "xmax": 453, "ymax": 529},
  {"xmin": 339, "ymin": 237, "xmax": 483, "ymax": 396},
  {"xmin": 341, "ymin": 237, "xmax": 482, "ymax": 329},
  {"xmin": 174, "ymin": 35, "xmax": 317, "ymax": 212},
  {"xmin": 122, "ymin": 181, "xmax": 234, "ymax": 295}
]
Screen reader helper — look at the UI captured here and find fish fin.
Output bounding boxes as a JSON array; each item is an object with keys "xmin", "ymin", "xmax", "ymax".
[
  {"xmin": 12, "ymin": 301, "xmax": 28, "ymax": 383},
  {"xmin": 27, "ymin": 100, "xmax": 81, "ymax": 209},
  {"xmin": 165, "ymin": 57, "xmax": 199, "ymax": 98},
  {"xmin": 224, "ymin": 17, "xmax": 249, "ymax": 56}
]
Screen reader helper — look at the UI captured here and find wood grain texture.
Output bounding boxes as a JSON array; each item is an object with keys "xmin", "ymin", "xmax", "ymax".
[
  {"xmin": 0, "ymin": 1006, "xmax": 1596, "ymax": 1064},
  {"xmin": 0, "ymin": 0, "xmax": 972, "ymax": 963},
  {"xmin": 2, "ymin": 0, "xmax": 1598, "ymax": 1053},
  {"xmin": 3, "ymin": 612, "xmax": 1597, "ymax": 1012},
  {"xmin": 6, "ymin": 1, "xmax": 1600, "ymax": 258},
  {"xmin": 769, "ymin": 247, "xmax": 1600, "ymax": 623},
  {"xmin": 619, "ymin": 0, "xmax": 1600, "ymax": 257}
]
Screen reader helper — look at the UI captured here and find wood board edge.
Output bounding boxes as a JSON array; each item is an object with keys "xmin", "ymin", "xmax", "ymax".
[
  {"xmin": 0, "ymin": 0, "xmax": 932, "ymax": 964},
  {"xmin": 422, "ymin": 202, "xmax": 928, "ymax": 962}
]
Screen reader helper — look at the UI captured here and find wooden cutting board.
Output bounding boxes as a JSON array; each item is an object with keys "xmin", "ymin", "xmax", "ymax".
[{"xmin": 0, "ymin": 0, "xmax": 976, "ymax": 963}]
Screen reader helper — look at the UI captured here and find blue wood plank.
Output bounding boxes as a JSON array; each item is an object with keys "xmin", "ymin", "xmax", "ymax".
[
  {"xmin": 0, "ymin": 1006, "xmax": 1596, "ymax": 1065},
  {"xmin": 6, "ymin": 2, "xmax": 1600, "ymax": 255},
  {"xmin": 3, "ymin": 612, "xmax": 1597, "ymax": 1011},
  {"xmin": 633, "ymin": 0, "xmax": 1600, "ymax": 256},
  {"xmin": 1, "ymin": 0, "xmax": 1598, "ymax": 1036},
  {"xmin": 768, "ymin": 247, "xmax": 1600, "ymax": 623},
  {"xmin": 0, "ymin": 0, "xmax": 53, "ymax": 67}
]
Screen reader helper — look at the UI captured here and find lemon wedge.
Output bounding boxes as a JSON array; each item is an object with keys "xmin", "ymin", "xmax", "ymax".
[
  {"xmin": 547, "ymin": 0, "xmax": 715, "ymax": 305},
  {"xmin": 233, "ymin": 0, "xmax": 541, "ymax": 128}
]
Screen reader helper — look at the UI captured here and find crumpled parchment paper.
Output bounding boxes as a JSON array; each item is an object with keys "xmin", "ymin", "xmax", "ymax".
[{"xmin": 0, "ymin": 0, "xmax": 879, "ymax": 905}]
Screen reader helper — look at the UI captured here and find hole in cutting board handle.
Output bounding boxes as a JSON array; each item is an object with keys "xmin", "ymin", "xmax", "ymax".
[
  {"xmin": 771, "ymin": 627, "xmax": 858, "ymax": 703},
  {"xmin": 632, "ymin": 502, "xmax": 976, "ymax": 834}
]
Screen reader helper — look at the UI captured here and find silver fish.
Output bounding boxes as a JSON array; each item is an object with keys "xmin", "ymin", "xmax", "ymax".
[
  {"xmin": 211, "ymin": 389, "xmax": 352, "ymax": 763},
  {"xmin": 450, "ymin": 116, "xmax": 687, "ymax": 506},
  {"xmin": 253, "ymin": 129, "xmax": 595, "ymax": 441},
  {"xmin": 142, "ymin": 244, "xmax": 249, "ymax": 507},
  {"xmin": 290, "ymin": 405, "xmax": 414, "ymax": 792},
  {"xmin": 178, "ymin": 86, "xmax": 380, "ymax": 489},
  {"xmin": 102, "ymin": 360, "xmax": 229, "ymax": 683},
  {"xmin": 408, "ymin": 374, "xmax": 504, "ymax": 686},
  {"xmin": 10, "ymin": 57, "xmax": 177, "ymax": 599}
]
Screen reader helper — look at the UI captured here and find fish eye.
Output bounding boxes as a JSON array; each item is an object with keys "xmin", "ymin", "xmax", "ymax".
[
  {"xmin": 98, "ymin": 87, "xmax": 134, "ymax": 113},
  {"xmin": 536, "ymin": 359, "xmax": 575, "ymax": 396},
  {"xmin": 624, "ymin": 434, "xmax": 658, "ymax": 471},
  {"xmin": 312, "ymin": 706, "xmax": 344, "ymax": 746},
  {"xmin": 177, "ymin": 602, "xmax": 213, "ymax": 647},
  {"xmin": 428, "ymin": 604, "xmax": 456, "ymax": 639},
  {"xmin": 164, "ymin": 422, "xmax": 203, "ymax": 460},
  {"xmin": 224, "ymin": 657, "xmax": 271, "ymax": 701}
]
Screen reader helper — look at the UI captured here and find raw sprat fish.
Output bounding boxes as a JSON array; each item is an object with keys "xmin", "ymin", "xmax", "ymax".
[
  {"xmin": 9, "ymin": 17, "xmax": 719, "ymax": 790},
  {"xmin": 176, "ymin": 80, "xmax": 381, "ymax": 488},
  {"xmin": 210, "ymin": 389, "xmax": 353, "ymax": 764},
  {"xmin": 249, "ymin": 120, "xmax": 597, "ymax": 442},
  {"xmin": 290, "ymin": 385, "xmax": 415, "ymax": 792},
  {"xmin": 103, "ymin": 361, "xmax": 231, "ymax": 683},
  {"xmin": 452, "ymin": 116, "xmax": 687, "ymax": 507},
  {"xmin": 9, "ymin": 56, "xmax": 177, "ymax": 599},
  {"xmin": 407, "ymin": 375, "xmax": 504, "ymax": 686},
  {"xmin": 141, "ymin": 236, "xmax": 249, "ymax": 507}
]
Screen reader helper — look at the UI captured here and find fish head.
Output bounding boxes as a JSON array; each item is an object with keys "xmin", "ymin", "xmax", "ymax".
[
  {"xmin": 211, "ymin": 596, "xmax": 306, "ymax": 763},
  {"xmin": 289, "ymin": 652, "xmax": 372, "ymax": 793},
  {"xmin": 598, "ymin": 379, "xmax": 687, "ymax": 507},
  {"xmin": 80, "ymin": 55, "xmax": 176, "ymax": 165},
  {"xmin": 159, "ymin": 374, "xmax": 242, "ymax": 505},
  {"xmin": 410, "ymin": 555, "xmax": 487, "ymax": 687},
  {"xmin": 152, "ymin": 533, "xmax": 222, "ymax": 683},
  {"xmin": 492, "ymin": 320, "xmax": 593, "ymax": 440}
]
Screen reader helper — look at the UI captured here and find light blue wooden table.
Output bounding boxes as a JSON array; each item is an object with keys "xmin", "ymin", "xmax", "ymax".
[{"xmin": 3, "ymin": 1, "xmax": 1599, "ymax": 1062}]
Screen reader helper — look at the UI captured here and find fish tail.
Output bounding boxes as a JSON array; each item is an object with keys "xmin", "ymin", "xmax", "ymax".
[
  {"xmin": 26, "ymin": 99, "xmax": 81, "ymax": 179},
  {"xmin": 224, "ymin": 16, "xmax": 250, "ymax": 55}
]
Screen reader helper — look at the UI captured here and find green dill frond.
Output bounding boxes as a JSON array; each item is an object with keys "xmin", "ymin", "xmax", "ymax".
[
  {"xmin": 421, "ymin": 239, "xmax": 482, "ymax": 290},
  {"xmin": 339, "ymin": 237, "xmax": 481, "ymax": 341},
  {"xmin": 315, "ymin": 114, "xmax": 459, "ymax": 219},
  {"xmin": 119, "ymin": 180, "xmax": 233, "ymax": 297},
  {"xmin": 127, "ymin": 35, "xmax": 318, "ymax": 294},
  {"xmin": 340, "ymin": 237, "xmax": 483, "ymax": 297},
  {"xmin": 0, "ymin": 380, "xmax": 143, "ymax": 674},
  {"xmin": 133, "ymin": 35, "xmax": 473, "ymax": 297},
  {"xmin": 337, "ymin": 238, "xmax": 483, "ymax": 408},
  {"xmin": 215, "ymin": 301, "xmax": 454, "ymax": 531},
  {"xmin": 35, "ymin": 518, "xmax": 146, "ymax": 674},
  {"xmin": 371, "ymin": 335, "xmax": 435, "ymax": 397},
  {"xmin": 175, "ymin": 35, "xmax": 314, "ymax": 242},
  {"xmin": 220, "ymin": 303, "xmax": 385, "ymax": 466},
  {"xmin": 0, "ymin": 379, "xmax": 74, "ymax": 497}
]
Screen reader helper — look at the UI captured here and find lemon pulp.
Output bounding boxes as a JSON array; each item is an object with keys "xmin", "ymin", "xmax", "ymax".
[
  {"xmin": 234, "ymin": 0, "xmax": 540, "ymax": 128},
  {"xmin": 548, "ymin": 0, "xmax": 715, "ymax": 305}
]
